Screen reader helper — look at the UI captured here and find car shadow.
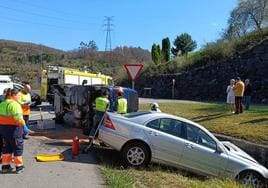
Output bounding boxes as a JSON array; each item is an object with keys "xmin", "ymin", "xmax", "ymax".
[
  {"xmin": 240, "ymin": 118, "xmax": 268, "ymax": 124},
  {"xmin": 191, "ymin": 113, "xmax": 233, "ymax": 123},
  {"xmin": 60, "ymin": 147, "xmax": 99, "ymax": 165}
]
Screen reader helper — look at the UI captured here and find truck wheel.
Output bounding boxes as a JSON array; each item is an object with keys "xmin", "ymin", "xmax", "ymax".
[
  {"xmin": 55, "ymin": 114, "xmax": 63, "ymax": 124},
  {"xmin": 83, "ymin": 127, "xmax": 89, "ymax": 136}
]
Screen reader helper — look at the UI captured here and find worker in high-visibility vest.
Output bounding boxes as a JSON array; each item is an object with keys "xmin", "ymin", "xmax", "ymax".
[
  {"xmin": 0, "ymin": 88, "xmax": 25, "ymax": 173},
  {"xmin": 116, "ymin": 87, "xmax": 127, "ymax": 114},
  {"xmin": 89, "ymin": 90, "xmax": 110, "ymax": 139},
  {"xmin": 18, "ymin": 84, "xmax": 31, "ymax": 139},
  {"xmin": 0, "ymin": 88, "xmax": 8, "ymax": 162}
]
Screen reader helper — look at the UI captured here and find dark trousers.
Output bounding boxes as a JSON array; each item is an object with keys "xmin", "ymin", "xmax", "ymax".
[
  {"xmin": 235, "ymin": 96, "xmax": 243, "ymax": 114},
  {"xmin": 89, "ymin": 111, "xmax": 105, "ymax": 137},
  {"xmin": 0, "ymin": 135, "xmax": 2, "ymax": 157},
  {"xmin": 244, "ymin": 96, "xmax": 251, "ymax": 110},
  {"xmin": 0, "ymin": 126, "xmax": 24, "ymax": 156},
  {"xmin": 23, "ymin": 115, "xmax": 29, "ymax": 136}
]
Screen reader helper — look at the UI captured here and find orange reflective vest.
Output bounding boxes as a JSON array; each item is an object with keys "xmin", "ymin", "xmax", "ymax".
[
  {"xmin": 18, "ymin": 92, "xmax": 31, "ymax": 115},
  {"xmin": 0, "ymin": 99, "xmax": 25, "ymax": 126}
]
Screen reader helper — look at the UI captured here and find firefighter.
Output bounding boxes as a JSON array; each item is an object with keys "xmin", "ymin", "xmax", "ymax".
[
  {"xmin": 89, "ymin": 90, "xmax": 109, "ymax": 139},
  {"xmin": 18, "ymin": 84, "xmax": 31, "ymax": 139},
  {"xmin": 116, "ymin": 87, "xmax": 127, "ymax": 114},
  {"xmin": 0, "ymin": 88, "xmax": 25, "ymax": 173}
]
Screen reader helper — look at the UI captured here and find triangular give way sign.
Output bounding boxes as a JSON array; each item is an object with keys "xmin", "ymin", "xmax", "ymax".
[{"xmin": 124, "ymin": 64, "xmax": 144, "ymax": 80}]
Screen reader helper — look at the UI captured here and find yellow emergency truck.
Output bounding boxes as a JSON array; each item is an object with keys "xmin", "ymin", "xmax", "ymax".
[{"xmin": 40, "ymin": 66, "xmax": 113, "ymax": 103}]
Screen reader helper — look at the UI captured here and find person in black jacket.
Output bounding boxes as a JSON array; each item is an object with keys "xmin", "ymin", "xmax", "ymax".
[{"xmin": 244, "ymin": 79, "xmax": 252, "ymax": 110}]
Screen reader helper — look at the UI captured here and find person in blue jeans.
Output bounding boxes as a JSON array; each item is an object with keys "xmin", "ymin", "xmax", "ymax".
[{"xmin": 244, "ymin": 79, "xmax": 252, "ymax": 110}]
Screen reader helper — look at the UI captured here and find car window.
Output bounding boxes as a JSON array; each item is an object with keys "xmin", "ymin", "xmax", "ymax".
[
  {"xmin": 185, "ymin": 124, "xmax": 216, "ymax": 150},
  {"xmin": 146, "ymin": 119, "xmax": 160, "ymax": 130},
  {"xmin": 159, "ymin": 118, "xmax": 183, "ymax": 137}
]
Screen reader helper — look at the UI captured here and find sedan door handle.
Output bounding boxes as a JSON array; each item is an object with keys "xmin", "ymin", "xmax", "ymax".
[
  {"xmin": 185, "ymin": 143, "xmax": 194, "ymax": 149},
  {"xmin": 148, "ymin": 130, "xmax": 159, "ymax": 136}
]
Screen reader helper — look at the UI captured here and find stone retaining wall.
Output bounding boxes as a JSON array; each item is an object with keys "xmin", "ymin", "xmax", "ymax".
[
  {"xmin": 136, "ymin": 38, "xmax": 268, "ymax": 103},
  {"xmin": 215, "ymin": 134, "xmax": 268, "ymax": 168}
]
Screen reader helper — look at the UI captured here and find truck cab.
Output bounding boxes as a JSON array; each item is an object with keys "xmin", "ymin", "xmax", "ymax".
[{"xmin": 40, "ymin": 66, "xmax": 113, "ymax": 104}]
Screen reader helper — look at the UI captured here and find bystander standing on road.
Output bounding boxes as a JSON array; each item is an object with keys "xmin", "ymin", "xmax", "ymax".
[
  {"xmin": 0, "ymin": 88, "xmax": 25, "ymax": 173},
  {"xmin": 226, "ymin": 79, "xmax": 235, "ymax": 113},
  {"xmin": 18, "ymin": 84, "xmax": 31, "ymax": 139},
  {"xmin": 244, "ymin": 79, "xmax": 252, "ymax": 110},
  {"xmin": 233, "ymin": 77, "xmax": 245, "ymax": 114}
]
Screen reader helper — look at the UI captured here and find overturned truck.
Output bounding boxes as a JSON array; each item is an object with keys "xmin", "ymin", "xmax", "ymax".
[{"xmin": 53, "ymin": 84, "xmax": 138, "ymax": 134}]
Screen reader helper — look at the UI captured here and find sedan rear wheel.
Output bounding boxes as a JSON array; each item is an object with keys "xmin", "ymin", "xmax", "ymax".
[
  {"xmin": 122, "ymin": 142, "xmax": 150, "ymax": 167},
  {"xmin": 239, "ymin": 171, "xmax": 265, "ymax": 188}
]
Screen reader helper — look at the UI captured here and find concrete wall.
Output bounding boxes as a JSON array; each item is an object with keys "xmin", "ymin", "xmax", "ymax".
[{"xmin": 215, "ymin": 134, "xmax": 268, "ymax": 168}]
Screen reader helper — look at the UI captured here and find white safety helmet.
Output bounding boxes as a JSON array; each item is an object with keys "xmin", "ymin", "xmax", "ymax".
[{"xmin": 150, "ymin": 102, "xmax": 159, "ymax": 108}]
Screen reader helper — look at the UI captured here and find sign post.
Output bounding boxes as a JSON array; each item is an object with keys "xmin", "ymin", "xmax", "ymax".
[
  {"xmin": 124, "ymin": 64, "xmax": 144, "ymax": 90},
  {"xmin": 172, "ymin": 79, "xmax": 175, "ymax": 99}
]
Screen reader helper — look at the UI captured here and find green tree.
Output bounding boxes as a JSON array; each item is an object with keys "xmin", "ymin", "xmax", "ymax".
[
  {"xmin": 161, "ymin": 37, "xmax": 171, "ymax": 62},
  {"xmin": 171, "ymin": 33, "xmax": 197, "ymax": 56},
  {"xmin": 223, "ymin": 0, "xmax": 268, "ymax": 40},
  {"xmin": 151, "ymin": 43, "xmax": 161, "ymax": 65}
]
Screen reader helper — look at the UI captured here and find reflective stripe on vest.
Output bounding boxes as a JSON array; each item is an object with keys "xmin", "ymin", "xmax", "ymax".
[
  {"xmin": 118, "ymin": 97, "xmax": 127, "ymax": 114},
  {"xmin": 0, "ymin": 99, "xmax": 25, "ymax": 126},
  {"xmin": 95, "ymin": 97, "xmax": 109, "ymax": 112},
  {"xmin": 18, "ymin": 92, "xmax": 31, "ymax": 115}
]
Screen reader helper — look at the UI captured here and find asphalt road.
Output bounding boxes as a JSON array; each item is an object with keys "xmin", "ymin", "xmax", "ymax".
[{"xmin": 0, "ymin": 104, "xmax": 105, "ymax": 188}]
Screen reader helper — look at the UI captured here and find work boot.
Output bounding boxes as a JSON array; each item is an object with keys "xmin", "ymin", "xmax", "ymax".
[
  {"xmin": 16, "ymin": 166, "xmax": 25, "ymax": 174},
  {"xmin": 23, "ymin": 135, "xmax": 29, "ymax": 140},
  {"xmin": 2, "ymin": 165, "xmax": 13, "ymax": 173}
]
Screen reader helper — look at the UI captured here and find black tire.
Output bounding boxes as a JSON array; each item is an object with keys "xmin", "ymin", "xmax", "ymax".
[
  {"xmin": 83, "ymin": 127, "xmax": 89, "ymax": 136},
  {"xmin": 237, "ymin": 171, "xmax": 265, "ymax": 188},
  {"xmin": 55, "ymin": 113, "xmax": 64, "ymax": 124},
  {"xmin": 121, "ymin": 142, "xmax": 150, "ymax": 168}
]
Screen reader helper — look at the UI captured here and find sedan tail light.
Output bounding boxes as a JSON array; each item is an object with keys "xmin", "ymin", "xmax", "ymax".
[{"xmin": 104, "ymin": 115, "xmax": 115, "ymax": 130}]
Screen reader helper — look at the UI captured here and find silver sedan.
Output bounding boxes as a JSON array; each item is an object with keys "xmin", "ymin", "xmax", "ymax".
[{"xmin": 98, "ymin": 111, "xmax": 268, "ymax": 187}]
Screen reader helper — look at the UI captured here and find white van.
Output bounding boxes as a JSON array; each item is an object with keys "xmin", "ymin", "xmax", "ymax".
[{"xmin": 0, "ymin": 75, "xmax": 13, "ymax": 102}]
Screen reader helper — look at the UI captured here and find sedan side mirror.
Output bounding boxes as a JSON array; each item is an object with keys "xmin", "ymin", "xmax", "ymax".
[{"xmin": 216, "ymin": 144, "xmax": 224, "ymax": 153}]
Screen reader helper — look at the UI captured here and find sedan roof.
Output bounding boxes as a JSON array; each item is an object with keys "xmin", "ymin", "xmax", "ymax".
[{"xmin": 122, "ymin": 111, "xmax": 197, "ymax": 126}]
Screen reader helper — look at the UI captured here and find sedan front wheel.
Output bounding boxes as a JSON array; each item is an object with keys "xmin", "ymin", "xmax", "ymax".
[{"xmin": 238, "ymin": 171, "xmax": 265, "ymax": 188}]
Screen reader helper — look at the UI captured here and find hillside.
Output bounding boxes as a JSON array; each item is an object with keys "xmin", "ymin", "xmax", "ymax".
[
  {"xmin": 134, "ymin": 32, "xmax": 268, "ymax": 103},
  {"xmin": 0, "ymin": 39, "xmax": 152, "ymax": 88}
]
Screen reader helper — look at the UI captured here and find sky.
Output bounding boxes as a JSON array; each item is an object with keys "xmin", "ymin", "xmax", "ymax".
[{"xmin": 0, "ymin": 0, "xmax": 237, "ymax": 51}]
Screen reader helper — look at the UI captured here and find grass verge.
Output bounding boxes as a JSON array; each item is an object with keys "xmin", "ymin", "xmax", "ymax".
[{"xmin": 100, "ymin": 164, "xmax": 243, "ymax": 188}]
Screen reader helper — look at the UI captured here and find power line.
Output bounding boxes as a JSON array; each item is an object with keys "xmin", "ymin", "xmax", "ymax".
[
  {"xmin": 11, "ymin": 0, "xmax": 99, "ymax": 20},
  {"xmin": 103, "ymin": 16, "xmax": 114, "ymax": 51},
  {"xmin": 0, "ymin": 4, "xmax": 98, "ymax": 26},
  {"xmin": 0, "ymin": 16, "xmax": 94, "ymax": 31}
]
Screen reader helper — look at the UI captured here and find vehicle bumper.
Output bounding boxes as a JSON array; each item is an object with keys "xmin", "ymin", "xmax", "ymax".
[{"xmin": 99, "ymin": 127, "xmax": 128, "ymax": 151}]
